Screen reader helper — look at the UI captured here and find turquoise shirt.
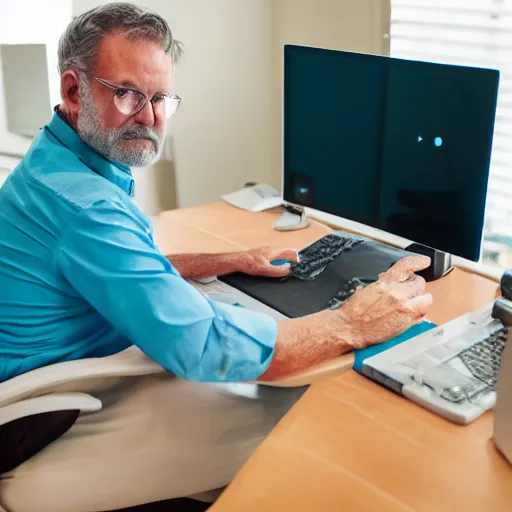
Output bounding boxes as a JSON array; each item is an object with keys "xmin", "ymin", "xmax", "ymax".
[{"xmin": 0, "ymin": 112, "xmax": 277, "ymax": 383}]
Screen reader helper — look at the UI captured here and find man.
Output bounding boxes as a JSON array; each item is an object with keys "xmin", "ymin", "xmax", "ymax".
[{"xmin": 0, "ymin": 3, "xmax": 432, "ymax": 511}]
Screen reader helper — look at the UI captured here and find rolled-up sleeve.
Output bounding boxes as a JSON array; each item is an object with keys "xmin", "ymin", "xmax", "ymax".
[{"xmin": 54, "ymin": 199, "xmax": 277, "ymax": 382}]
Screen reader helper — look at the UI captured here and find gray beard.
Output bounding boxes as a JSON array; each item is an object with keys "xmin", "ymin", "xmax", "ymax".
[{"xmin": 76, "ymin": 78, "xmax": 163, "ymax": 167}]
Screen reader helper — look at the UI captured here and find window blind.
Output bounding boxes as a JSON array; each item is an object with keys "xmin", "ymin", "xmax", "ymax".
[{"xmin": 390, "ymin": 0, "xmax": 512, "ymax": 266}]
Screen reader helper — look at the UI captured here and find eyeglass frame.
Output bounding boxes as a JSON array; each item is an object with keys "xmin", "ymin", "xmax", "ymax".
[{"xmin": 90, "ymin": 75, "xmax": 182, "ymax": 119}]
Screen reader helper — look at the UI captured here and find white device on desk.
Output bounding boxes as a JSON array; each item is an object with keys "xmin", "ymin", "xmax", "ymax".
[
  {"xmin": 494, "ymin": 329, "xmax": 512, "ymax": 464},
  {"xmin": 222, "ymin": 183, "xmax": 282, "ymax": 212},
  {"xmin": 361, "ymin": 302, "xmax": 510, "ymax": 425},
  {"xmin": 493, "ymin": 271, "xmax": 512, "ymax": 464}
]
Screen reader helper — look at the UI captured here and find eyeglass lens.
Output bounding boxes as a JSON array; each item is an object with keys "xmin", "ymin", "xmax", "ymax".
[{"xmin": 113, "ymin": 90, "xmax": 181, "ymax": 119}]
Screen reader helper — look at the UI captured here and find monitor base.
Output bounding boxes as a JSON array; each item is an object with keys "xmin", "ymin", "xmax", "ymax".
[
  {"xmin": 405, "ymin": 242, "xmax": 453, "ymax": 282},
  {"xmin": 274, "ymin": 204, "xmax": 310, "ymax": 232}
]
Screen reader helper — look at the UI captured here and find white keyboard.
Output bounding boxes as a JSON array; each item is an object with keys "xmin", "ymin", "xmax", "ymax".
[{"xmin": 362, "ymin": 303, "xmax": 509, "ymax": 424}]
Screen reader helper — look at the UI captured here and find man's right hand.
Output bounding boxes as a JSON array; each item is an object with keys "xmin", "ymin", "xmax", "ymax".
[
  {"xmin": 260, "ymin": 255, "xmax": 433, "ymax": 381},
  {"xmin": 338, "ymin": 255, "xmax": 433, "ymax": 349}
]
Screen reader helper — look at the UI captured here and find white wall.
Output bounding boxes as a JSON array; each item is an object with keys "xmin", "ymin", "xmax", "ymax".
[
  {"xmin": 161, "ymin": 0, "xmax": 389, "ymax": 205},
  {"xmin": 150, "ymin": 0, "xmax": 276, "ymax": 208},
  {"xmin": 2, "ymin": 0, "xmax": 389, "ymax": 213},
  {"xmin": 0, "ymin": 1, "xmax": 70, "ymax": 158},
  {"xmin": 268, "ymin": 0, "xmax": 390, "ymax": 188}
]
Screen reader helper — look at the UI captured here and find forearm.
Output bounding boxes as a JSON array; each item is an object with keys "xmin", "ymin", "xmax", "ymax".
[
  {"xmin": 167, "ymin": 252, "xmax": 245, "ymax": 279},
  {"xmin": 259, "ymin": 310, "xmax": 356, "ymax": 381}
]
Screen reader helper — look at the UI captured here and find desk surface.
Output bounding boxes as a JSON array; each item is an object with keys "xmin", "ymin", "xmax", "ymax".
[{"xmin": 154, "ymin": 202, "xmax": 511, "ymax": 512}]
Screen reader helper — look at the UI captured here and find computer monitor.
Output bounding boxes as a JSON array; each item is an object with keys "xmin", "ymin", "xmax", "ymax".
[
  {"xmin": 283, "ymin": 45, "xmax": 500, "ymax": 262},
  {"xmin": 0, "ymin": 44, "xmax": 53, "ymax": 138}
]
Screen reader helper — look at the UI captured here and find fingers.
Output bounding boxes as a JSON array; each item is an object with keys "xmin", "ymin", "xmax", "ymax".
[
  {"xmin": 402, "ymin": 293, "xmax": 433, "ymax": 318},
  {"xmin": 263, "ymin": 264, "xmax": 292, "ymax": 278},
  {"xmin": 269, "ymin": 248, "xmax": 300, "ymax": 263},
  {"xmin": 379, "ymin": 255, "xmax": 431, "ymax": 283},
  {"xmin": 372, "ymin": 293, "xmax": 433, "ymax": 344},
  {"xmin": 386, "ymin": 274, "xmax": 426, "ymax": 300}
]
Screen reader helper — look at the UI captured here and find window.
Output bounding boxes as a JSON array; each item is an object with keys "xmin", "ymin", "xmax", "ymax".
[{"xmin": 390, "ymin": 0, "xmax": 512, "ymax": 268}]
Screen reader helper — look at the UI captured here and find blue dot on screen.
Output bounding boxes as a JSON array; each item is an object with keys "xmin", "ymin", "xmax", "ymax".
[{"xmin": 434, "ymin": 137, "xmax": 443, "ymax": 147}]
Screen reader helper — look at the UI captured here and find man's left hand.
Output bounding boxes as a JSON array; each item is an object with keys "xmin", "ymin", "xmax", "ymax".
[{"xmin": 238, "ymin": 247, "xmax": 300, "ymax": 278}]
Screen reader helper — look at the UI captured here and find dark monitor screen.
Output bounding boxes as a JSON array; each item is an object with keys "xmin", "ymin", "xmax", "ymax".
[{"xmin": 283, "ymin": 45, "xmax": 500, "ymax": 261}]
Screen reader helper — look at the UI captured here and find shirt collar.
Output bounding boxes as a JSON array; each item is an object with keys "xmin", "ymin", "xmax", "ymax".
[{"xmin": 45, "ymin": 109, "xmax": 135, "ymax": 196}]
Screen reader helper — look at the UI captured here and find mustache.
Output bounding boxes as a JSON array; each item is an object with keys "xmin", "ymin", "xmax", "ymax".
[{"xmin": 120, "ymin": 127, "xmax": 160, "ymax": 144}]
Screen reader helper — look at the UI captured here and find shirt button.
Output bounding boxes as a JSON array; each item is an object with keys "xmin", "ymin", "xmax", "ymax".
[{"xmin": 218, "ymin": 316, "xmax": 225, "ymax": 322}]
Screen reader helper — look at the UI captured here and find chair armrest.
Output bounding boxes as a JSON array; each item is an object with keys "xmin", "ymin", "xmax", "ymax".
[
  {"xmin": 0, "ymin": 392, "xmax": 102, "ymax": 427},
  {"xmin": 0, "ymin": 346, "xmax": 163, "ymax": 407}
]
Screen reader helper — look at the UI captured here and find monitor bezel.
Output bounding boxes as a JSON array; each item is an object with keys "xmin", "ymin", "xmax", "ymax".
[{"xmin": 281, "ymin": 44, "xmax": 499, "ymax": 263}]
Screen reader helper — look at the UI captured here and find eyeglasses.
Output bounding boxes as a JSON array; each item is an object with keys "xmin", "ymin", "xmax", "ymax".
[{"xmin": 92, "ymin": 76, "xmax": 181, "ymax": 120}]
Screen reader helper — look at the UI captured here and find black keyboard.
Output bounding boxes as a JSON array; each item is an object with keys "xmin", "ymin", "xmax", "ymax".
[
  {"xmin": 287, "ymin": 234, "xmax": 364, "ymax": 281},
  {"xmin": 219, "ymin": 232, "xmax": 411, "ymax": 319},
  {"xmin": 324, "ymin": 277, "xmax": 376, "ymax": 310}
]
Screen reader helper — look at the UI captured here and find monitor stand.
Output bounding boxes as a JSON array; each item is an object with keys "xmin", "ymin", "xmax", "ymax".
[
  {"xmin": 273, "ymin": 204, "xmax": 309, "ymax": 231},
  {"xmin": 405, "ymin": 242, "xmax": 453, "ymax": 282}
]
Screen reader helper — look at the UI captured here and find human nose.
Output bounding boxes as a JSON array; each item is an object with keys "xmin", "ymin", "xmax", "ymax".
[{"xmin": 133, "ymin": 99, "xmax": 156, "ymax": 127}]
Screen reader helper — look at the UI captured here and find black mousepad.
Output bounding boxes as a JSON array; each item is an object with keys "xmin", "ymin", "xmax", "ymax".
[{"xmin": 219, "ymin": 232, "xmax": 413, "ymax": 318}]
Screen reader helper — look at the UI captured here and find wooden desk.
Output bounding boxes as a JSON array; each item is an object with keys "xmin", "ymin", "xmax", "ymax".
[
  {"xmin": 155, "ymin": 202, "xmax": 499, "ymax": 328},
  {"xmin": 154, "ymin": 202, "xmax": 511, "ymax": 512}
]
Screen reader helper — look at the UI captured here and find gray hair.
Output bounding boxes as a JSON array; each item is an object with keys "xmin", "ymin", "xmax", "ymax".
[{"xmin": 58, "ymin": 2, "xmax": 183, "ymax": 75}]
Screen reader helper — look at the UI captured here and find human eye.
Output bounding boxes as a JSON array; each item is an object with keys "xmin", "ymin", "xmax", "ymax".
[
  {"xmin": 114, "ymin": 88, "xmax": 131, "ymax": 99},
  {"xmin": 115, "ymin": 87, "xmax": 142, "ymax": 100},
  {"xmin": 151, "ymin": 94, "xmax": 167, "ymax": 103}
]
